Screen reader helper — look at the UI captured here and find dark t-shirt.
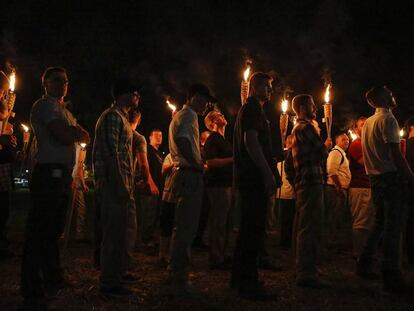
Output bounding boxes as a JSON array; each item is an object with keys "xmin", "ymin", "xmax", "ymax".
[
  {"xmin": 349, "ymin": 138, "xmax": 370, "ymax": 188},
  {"xmin": 406, "ymin": 137, "xmax": 414, "ymax": 172},
  {"xmin": 204, "ymin": 132, "xmax": 233, "ymax": 187},
  {"xmin": 233, "ymin": 97, "xmax": 278, "ymax": 190}
]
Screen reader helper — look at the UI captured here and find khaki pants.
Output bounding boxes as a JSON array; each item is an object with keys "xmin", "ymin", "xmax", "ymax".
[
  {"xmin": 98, "ymin": 182, "xmax": 133, "ymax": 288},
  {"xmin": 349, "ymin": 188, "xmax": 374, "ymax": 230},
  {"xmin": 294, "ymin": 184, "xmax": 324, "ymax": 281},
  {"xmin": 169, "ymin": 169, "xmax": 203, "ymax": 285},
  {"xmin": 207, "ymin": 187, "xmax": 232, "ymax": 265}
]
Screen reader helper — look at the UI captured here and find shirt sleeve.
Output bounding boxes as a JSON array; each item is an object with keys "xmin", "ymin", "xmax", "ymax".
[
  {"xmin": 383, "ymin": 115, "xmax": 400, "ymax": 144},
  {"xmin": 303, "ymin": 123, "xmax": 328, "ymax": 159},
  {"xmin": 102, "ymin": 111, "xmax": 122, "ymax": 157},
  {"xmin": 326, "ymin": 149, "xmax": 342, "ymax": 176},
  {"xmin": 136, "ymin": 134, "xmax": 147, "ymax": 153},
  {"xmin": 175, "ymin": 110, "xmax": 196, "ymax": 140}
]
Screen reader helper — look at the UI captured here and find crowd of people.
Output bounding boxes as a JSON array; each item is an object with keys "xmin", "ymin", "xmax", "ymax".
[{"xmin": 0, "ymin": 67, "xmax": 414, "ymax": 310}]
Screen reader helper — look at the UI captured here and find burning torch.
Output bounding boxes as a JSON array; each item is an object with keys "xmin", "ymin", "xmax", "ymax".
[
  {"xmin": 166, "ymin": 99, "xmax": 177, "ymax": 117},
  {"xmin": 1, "ymin": 71, "xmax": 16, "ymax": 134},
  {"xmin": 323, "ymin": 83, "xmax": 333, "ymax": 140},
  {"xmin": 240, "ymin": 63, "xmax": 251, "ymax": 105},
  {"xmin": 280, "ymin": 98, "xmax": 289, "ymax": 150}
]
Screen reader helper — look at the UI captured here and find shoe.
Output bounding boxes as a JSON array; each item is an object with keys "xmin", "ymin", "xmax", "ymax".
[
  {"xmin": 258, "ymin": 260, "xmax": 283, "ymax": 271},
  {"xmin": 382, "ymin": 270, "xmax": 412, "ymax": 294},
  {"xmin": 21, "ymin": 297, "xmax": 48, "ymax": 311},
  {"xmin": 121, "ymin": 273, "xmax": 141, "ymax": 284},
  {"xmin": 209, "ymin": 261, "xmax": 231, "ymax": 270},
  {"xmin": 296, "ymin": 277, "xmax": 331, "ymax": 288},
  {"xmin": 158, "ymin": 257, "xmax": 169, "ymax": 269},
  {"xmin": 100, "ymin": 285, "xmax": 133, "ymax": 297},
  {"xmin": 239, "ymin": 287, "xmax": 277, "ymax": 301},
  {"xmin": 356, "ymin": 258, "xmax": 379, "ymax": 280}
]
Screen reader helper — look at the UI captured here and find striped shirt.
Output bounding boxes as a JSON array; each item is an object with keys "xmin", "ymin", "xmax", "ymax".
[
  {"xmin": 92, "ymin": 106, "xmax": 134, "ymax": 194},
  {"xmin": 291, "ymin": 119, "xmax": 328, "ymax": 188}
]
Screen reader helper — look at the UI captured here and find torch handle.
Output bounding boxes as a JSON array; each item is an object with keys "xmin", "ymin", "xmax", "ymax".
[{"xmin": 1, "ymin": 92, "xmax": 16, "ymax": 134}]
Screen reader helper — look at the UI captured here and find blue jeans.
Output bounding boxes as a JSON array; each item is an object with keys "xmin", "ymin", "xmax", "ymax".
[{"xmin": 360, "ymin": 172, "xmax": 405, "ymax": 272}]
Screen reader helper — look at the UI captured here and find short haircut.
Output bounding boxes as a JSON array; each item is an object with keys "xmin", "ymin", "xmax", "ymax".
[
  {"xmin": 365, "ymin": 86, "xmax": 390, "ymax": 108},
  {"xmin": 292, "ymin": 94, "xmax": 313, "ymax": 114},
  {"xmin": 149, "ymin": 128, "xmax": 162, "ymax": 136},
  {"xmin": 128, "ymin": 109, "xmax": 141, "ymax": 123},
  {"xmin": 249, "ymin": 72, "xmax": 272, "ymax": 94},
  {"xmin": 41, "ymin": 67, "xmax": 66, "ymax": 85},
  {"xmin": 353, "ymin": 116, "xmax": 367, "ymax": 129},
  {"xmin": 335, "ymin": 131, "xmax": 348, "ymax": 141},
  {"xmin": 204, "ymin": 110, "xmax": 220, "ymax": 131}
]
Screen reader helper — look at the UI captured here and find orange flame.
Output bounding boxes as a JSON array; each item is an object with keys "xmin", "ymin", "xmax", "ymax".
[
  {"xmin": 21, "ymin": 124, "xmax": 29, "ymax": 132},
  {"xmin": 9, "ymin": 72, "xmax": 16, "ymax": 92},
  {"xmin": 166, "ymin": 100, "xmax": 176, "ymax": 112},
  {"xmin": 348, "ymin": 130, "xmax": 357, "ymax": 141},
  {"xmin": 324, "ymin": 84, "xmax": 331, "ymax": 103},
  {"xmin": 281, "ymin": 99, "xmax": 288, "ymax": 113},
  {"xmin": 243, "ymin": 66, "xmax": 251, "ymax": 82}
]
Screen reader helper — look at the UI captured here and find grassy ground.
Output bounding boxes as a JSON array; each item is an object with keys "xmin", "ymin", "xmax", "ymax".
[{"xmin": 1, "ymin": 189, "xmax": 414, "ymax": 311}]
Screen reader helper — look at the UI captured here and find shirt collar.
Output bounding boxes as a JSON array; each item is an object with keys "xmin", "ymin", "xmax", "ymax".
[
  {"xmin": 375, "ymin": 108, "xmax": 391, "ymax": 114},
  {"xmin": 334, "ymin": 145, "xmax": 346, "ymax": 154},
  {"xmin": 182, "ymin": 104, "xmax": 197, "ymax": 115},
  {"xmin": 44, "ymin": 95, "xmax": 65, "ymax": 107}
]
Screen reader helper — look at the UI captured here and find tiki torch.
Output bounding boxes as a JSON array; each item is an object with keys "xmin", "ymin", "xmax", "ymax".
[
  {"xmin": 280, "ymin": 98, "xmax": 289, "ymax": 150},
  {"xmin": 323, "ymin": 84, "xmax": 333, "ymax": 140},
  {"xmin": 240, "ymin": 65, "xmax": 251, "ymax": 105},
  {"xmin": 166, "ymin": 99, "xmax": 177, "ymax": 117},
  {"xmin": 400, "ymin": 129, "xmax": 406, "ymax": 156},
  {"xmin": 1, "ymin": 71, "xmax": 16, "ymax": 134},
  {"xmin": 348, "ymin": 129, "xmax": 358, "ymax": 142}
]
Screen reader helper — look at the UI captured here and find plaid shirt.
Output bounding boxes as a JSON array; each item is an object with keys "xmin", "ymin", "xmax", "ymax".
[
  {"xmin": 290, "ymin": 119, "xmax": 328, "ymax": 188},
  {"xmin": 92, "ymin": 106, "xmax": 134, "ymax": 194}
]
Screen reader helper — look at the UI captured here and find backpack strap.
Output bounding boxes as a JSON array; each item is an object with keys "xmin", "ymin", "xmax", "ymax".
[{"xmin": 331, "ymin": 148, "xmax": 345, "ymax": 165}]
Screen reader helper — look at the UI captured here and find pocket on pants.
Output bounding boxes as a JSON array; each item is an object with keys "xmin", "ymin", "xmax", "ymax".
[{"xmin": 171, "ymin": 170, "xmax": 202, "ymax": 197}]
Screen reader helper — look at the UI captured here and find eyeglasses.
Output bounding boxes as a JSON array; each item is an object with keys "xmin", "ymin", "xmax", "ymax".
[{"xmin": 48, "ymin": 77, "xmax": 69, "ymax": 84}]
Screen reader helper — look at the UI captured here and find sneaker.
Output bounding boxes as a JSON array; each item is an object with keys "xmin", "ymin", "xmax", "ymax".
[
  {"xmin": 121, "ymin": 273, "xmax": 141, "ymax": 284},
  {"xmin": 209, "ymin": 261, "xmax": 231, "ymax": 270},
  {"xmin": 239, "ymin": 287, "xmax": 277, "ymax": 301},
  {"xmin": 100, "ymin": 285, "xmax": 133, "ymax": 297},
  {"xmin": 296, "ymin": 277, "xmax": 331, "ymax": 288}
]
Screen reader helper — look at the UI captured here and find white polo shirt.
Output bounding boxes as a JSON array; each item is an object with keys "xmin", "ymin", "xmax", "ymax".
[
  {"xmin": 362, "ymin": 108, "xmax": 400, "ymax": 175},
  {"xmin": 168, "ymin": 105, "xmax": 202, "ymax": 168},
  {"xmin": 326, "ymin": 145, "xmax": 351, "ymax": 189}
]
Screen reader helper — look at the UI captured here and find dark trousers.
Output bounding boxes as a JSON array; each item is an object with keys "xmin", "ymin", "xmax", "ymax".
[
  {"xmin": 406, "ymin": 193, "xmax": 414, "ymax": 263},
  {"xmin": 360, "ymin": 172, "xmax": 404, "ymax": 273},
  {"xmin": 193, "ymin": 190, "xmax": 210, "ymax": 245},
  {"xmin": 278, "ymin": 198, "xmax": 296, "ymax": 248},
  {"xmin": 231, "ymin": 188, "xmax": 267, "ymax": 291},
  {"xmin": 21, "ymin": 164, "xmax": 71, "ymax": 300},
  {"xmin": 0, "ymin": 190, "xmax": 10, "ymax": 250},
  {"xmin": 160, "ymin": 201, "xmax": 175, "ymax": 237}
]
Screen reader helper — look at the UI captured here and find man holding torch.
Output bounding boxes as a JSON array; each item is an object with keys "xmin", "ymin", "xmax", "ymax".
[
  {"xmin": 288, "ymin": 94, "xmax": 332, "ymax": 288},
  {"xmin": 21, "ymin": 67, "xmax": 90, "ymax": 309},
  {"xmin": 231, "ymin": 72, "xmax": 281, "ymax": 301},
  {"xmin": 357, "ymin": 86, "xmax": 414, "ymax": 293},
  {"xmin": 0, "ymin": 71, "xmax": 17, "ymax": 260}
]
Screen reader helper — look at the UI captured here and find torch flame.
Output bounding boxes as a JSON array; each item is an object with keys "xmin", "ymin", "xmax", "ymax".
[
  {"xmin": 9, "ymin": 72, "xmax": 16, "ymax": 92},
  {"xmin": 281, "ymin": 99, "xmax": 288, "ymax": 113},
  {"xmin": 80, "ymin": 143, "xmax": 87, "ymax": 149},
  {"xmin": 348, "ymin": 130, "xmax": 358, "ymax": 141},
  {"xmin": 243, "ymin": 66, "xmax": 251, "ymax": 82},
  {"xmin": 21, "ymin": 124, "xmax": 29, "ymax": 132},
  {"xmin": 400, "ymin": 129, "xmax": 405, "ymax": 138},
  {"xmin": 324, "ymin": 84, "xmax": 331, "ymax": 103},
  {"xmin": 166, "ymin": 100, "xmax": 176, "ymax": 112}
]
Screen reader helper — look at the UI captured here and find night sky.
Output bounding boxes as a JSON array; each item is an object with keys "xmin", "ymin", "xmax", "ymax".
[{"xmin": 1, "ymin": 1, "xmax": 413, "ymax": 151}]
